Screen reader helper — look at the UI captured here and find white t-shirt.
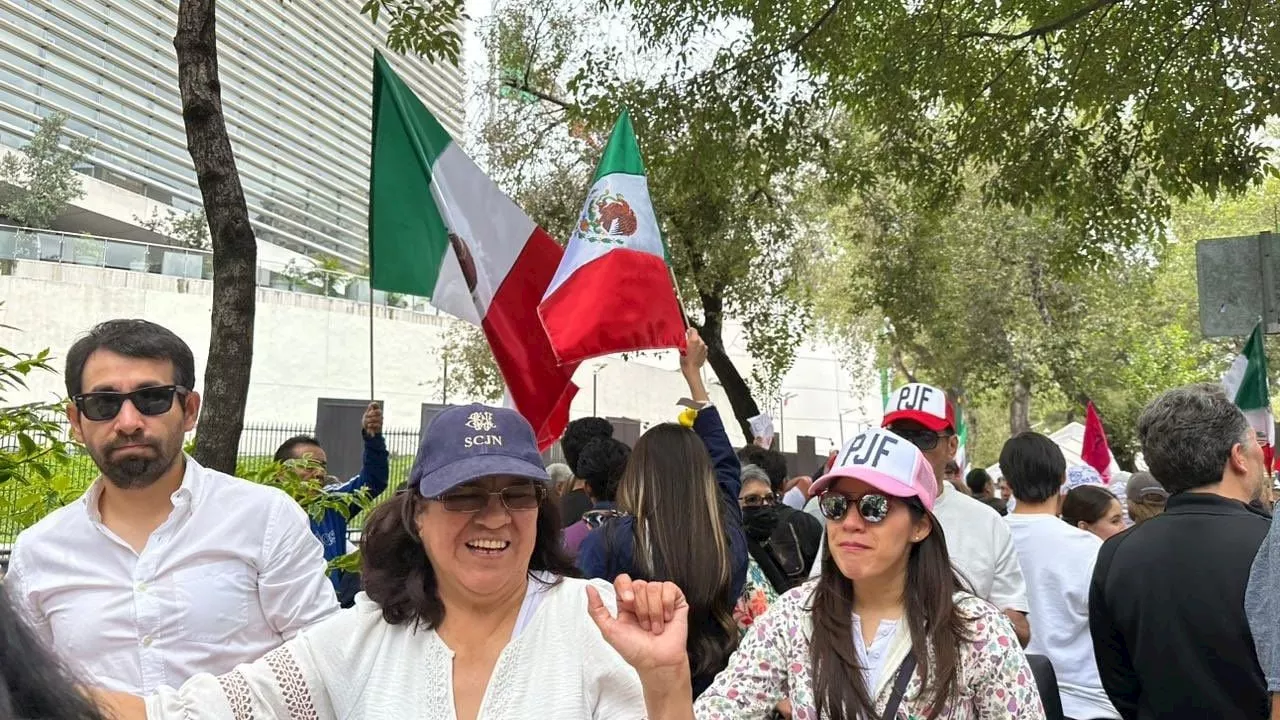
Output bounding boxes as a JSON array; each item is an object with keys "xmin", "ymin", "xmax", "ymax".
[
  {"xmin": 1005, "ymin": 514, "xmax": 1120, "ymax": 720},
  {"xmin": 931, "ymin": 483, "xmax": 1030, "ymax": 612}
]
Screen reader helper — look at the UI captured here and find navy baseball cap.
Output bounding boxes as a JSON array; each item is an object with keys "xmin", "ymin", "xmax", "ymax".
[{"xmin": 408, "ymin": 404, "xmax": 551, "ymax": 498}]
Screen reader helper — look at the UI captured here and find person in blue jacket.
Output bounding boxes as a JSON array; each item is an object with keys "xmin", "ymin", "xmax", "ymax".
[
  {"xmin": 274, "ymin": 402, "xmax": 389, "ymax": 607},
  {"xmin": 576, "ymin": 328, "xmax": 748, "ymax": 698}
]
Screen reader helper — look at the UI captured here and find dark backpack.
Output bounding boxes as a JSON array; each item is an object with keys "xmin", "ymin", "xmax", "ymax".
[{"xmin": 766, "ymin": 506, "xmax": 823, "ymax": 586}]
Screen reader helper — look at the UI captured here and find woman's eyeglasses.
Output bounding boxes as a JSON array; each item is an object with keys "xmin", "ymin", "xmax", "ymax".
[
  {"xmin": 435, "ymin": 484, "xmax": 546, "ymax": 513},
  {"xmin": 72, "ymin": 385, "xmax": 186, "ymax": 422},
  {"xmin": 819, "ymin": 491, "xmax": 892, "ymax": 524},
  {"xmin": 739, "ymin": 493, "xmax": 776, "ymax": 508}
]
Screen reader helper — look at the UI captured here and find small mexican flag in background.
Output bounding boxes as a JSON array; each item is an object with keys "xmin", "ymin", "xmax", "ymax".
[
  {"xmin": 366, "ymin": 52, "xmax": 578, "ymax": 449},
  {"xmin": 1223, "ymin": 320, "xmax": 1274, "ymax": 471},
  {"xmin": 538, "ymin": 110, "xmax": 687, "ymax": 364}
]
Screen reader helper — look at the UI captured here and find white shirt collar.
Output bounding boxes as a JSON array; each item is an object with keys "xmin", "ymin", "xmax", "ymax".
[{"xmin": 82, "ymin": 454, "xmax": 204, "ymax": 524}]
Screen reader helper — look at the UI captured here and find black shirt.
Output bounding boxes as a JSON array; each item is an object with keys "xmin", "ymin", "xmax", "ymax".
[
  {"xmin": 559, "ymin": 488, "xmax": 592, "ymax": 528},
  {"xmin": 1089, "ymin": 492, "xmax": 1271, "ymax": 720}
]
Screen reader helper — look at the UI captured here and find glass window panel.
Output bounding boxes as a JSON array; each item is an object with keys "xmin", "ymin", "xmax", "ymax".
[
  {"xmin": 65, "ymin": 236, "xmax": 105, "ymax": 266},
  {"xmin": 0, "ymin": 227, "xmax": 16, "ymax": 259},
  {"xmin": 104, "ymin": 239, "xmax": 148, "ymax": 271}
]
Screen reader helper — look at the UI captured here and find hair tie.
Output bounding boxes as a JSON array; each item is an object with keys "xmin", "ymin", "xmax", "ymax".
[{"xmin": 677, "ymin": 407, "xmax": 698, "ymax": 428}]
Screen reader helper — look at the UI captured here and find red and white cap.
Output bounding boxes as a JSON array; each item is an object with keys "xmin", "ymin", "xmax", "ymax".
[
  {"xmin": 882, "ymin": 383, "xmax": 955, "ymax": 433},
  {"xmin": 810, "ymin": 428, "xmax": 938, "ymax": 511}
]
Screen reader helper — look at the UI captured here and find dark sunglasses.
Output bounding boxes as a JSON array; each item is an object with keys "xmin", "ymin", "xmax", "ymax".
[
  {"xmin": 892, "ymin": 428, "xmax": 954, "ymax": 452},
  {"xmin": 73, "ymin": 385, "xmax": 186, "ymax": 422},
  {"xmin": 819, "ymin": 491, "xmax": 892, "ymax": 524},
  {"xmin": 435, "ymin": 484, "xmax": 546, "ymax": 513}
]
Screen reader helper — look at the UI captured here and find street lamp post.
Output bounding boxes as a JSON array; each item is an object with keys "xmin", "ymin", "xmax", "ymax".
[
  {"xmin": 591, "ymin": 363, "xmax": 607, "ymax": 416},
  {"xmin": 838, "ymin": 408, "xmax": 858, "ymax": 446},
  {"xmin": 778, "ymin": 391, "xmax": 798, "ymax": 452}
]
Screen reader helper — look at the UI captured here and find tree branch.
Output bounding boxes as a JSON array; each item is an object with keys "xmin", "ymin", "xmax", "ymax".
[
  {"xmin": 956, "ymin": 0, "xmax": 1121, "ymax": 41},
  {"xmin": 500, "ymin": 78, "xmax": 573, "ymax": 110},
  {"xmin": 714, "ymin": 0, "xmax": 846, "ymax": 79}
]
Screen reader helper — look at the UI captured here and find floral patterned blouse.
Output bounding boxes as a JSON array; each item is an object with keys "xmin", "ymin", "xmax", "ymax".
[
  {"xmin": 733, "ymin": 556, "xmax": 781, "ymax": 634},
  {"xmin": 697, "ymin": 580, "xmax": 1046, "ymax": 720}
]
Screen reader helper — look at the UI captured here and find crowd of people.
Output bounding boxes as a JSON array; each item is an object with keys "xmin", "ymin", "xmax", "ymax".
[{"xmin": 4, "ymin": 317, "xmax": 1280, "ymax": 720}]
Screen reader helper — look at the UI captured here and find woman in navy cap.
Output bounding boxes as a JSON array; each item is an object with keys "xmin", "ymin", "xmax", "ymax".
[{"xmin": 94, "ymin": 404, "xmax": 647, "ymax": 719}]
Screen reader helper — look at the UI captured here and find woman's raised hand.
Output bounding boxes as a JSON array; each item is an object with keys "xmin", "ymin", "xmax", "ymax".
[
  {"xmin": 586, "ymin": 574, "xmax": 690, "ymax": 675},
  {"xmin": 679, "ymin": 328, "xmax": 708, "ymax": 375}
]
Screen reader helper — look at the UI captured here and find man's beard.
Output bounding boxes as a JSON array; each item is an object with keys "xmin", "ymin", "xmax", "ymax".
[{"xmin": 91, "ymin": 437, "xmax": 179, "ymax": 490}]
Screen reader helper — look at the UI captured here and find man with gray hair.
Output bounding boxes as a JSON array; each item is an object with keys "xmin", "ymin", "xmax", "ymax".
[{"xmin": 1090, "ymin": 383, "xmax": 1270, "ymax": 720}]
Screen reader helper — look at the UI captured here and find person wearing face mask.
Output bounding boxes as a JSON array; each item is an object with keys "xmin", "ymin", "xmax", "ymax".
[
  {"xmin": 739, "ymin": 445, "xmax": 823, "ymax": 584},
  {"xmin": 92, "ymin": 404, "xmax": 648, "ymax": 720},
  {"xmin": 733, "ymin": 465, "xmax": 785, "ymax": 632}
]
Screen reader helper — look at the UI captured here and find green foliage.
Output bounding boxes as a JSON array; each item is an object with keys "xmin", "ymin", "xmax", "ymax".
[
  {"xmin": 438, "ymin": 323, "xmax": 504, "ymax": 403},
  {"xmin": 0, "ymin": 315, "xmax": 80, "ymax": 538},
  {"xmin": 238, "ymin": 457, "xmax": 374, "ymax": 574},
  {"xmin": 360, "ymin": 0, "xmax": 467, "ymax": 64},
  {"xmin": 0, "ymin": 112, "xmax": 95, "ymax": 229},
  {"xmin": 817, "ymin": 176, "xmax": 1232, "ymax": 468},
  {"xmin": 135, "ymin": 207, "xmax": 212, "ymax": 250},
  {"xmin": 610, "ymin": 0, "xmax": 1280, "ymax": 250}
]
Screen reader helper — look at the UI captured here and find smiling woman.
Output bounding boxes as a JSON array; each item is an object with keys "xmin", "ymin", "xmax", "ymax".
[{"xmin": 98, "ymin": 404, "xmax": 649, "ymax": 720}]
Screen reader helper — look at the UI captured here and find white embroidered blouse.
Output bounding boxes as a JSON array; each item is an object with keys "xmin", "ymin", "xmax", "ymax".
[{"xmin": 144, "ymin": 576, "xmax": 646, "ymax": 720}]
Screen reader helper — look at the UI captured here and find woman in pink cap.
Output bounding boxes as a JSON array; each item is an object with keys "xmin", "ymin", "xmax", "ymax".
[{"xmin": 588, "ymin": 428, "xmax": 1046, "ymax": 720}]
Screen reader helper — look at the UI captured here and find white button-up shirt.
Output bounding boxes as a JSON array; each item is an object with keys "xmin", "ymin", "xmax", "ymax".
[{"xmin": 6, "ymin": 456, "xmax": 339, "ymax": 693}]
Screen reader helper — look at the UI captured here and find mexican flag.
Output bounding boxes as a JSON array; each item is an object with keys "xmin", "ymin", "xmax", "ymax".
[
  {"xmin": 538, "ymin": 110, "xmax": 686, "ymax": 364},
  {"xmin": 955, "ymin": 407, "xmax": 969, "ymax": 474},
  {"xmin": 1222, "ymin": 320, "xmax": 1273, "ymax": 470},
  {"xmin": 367, "ymin": 52, "xmax": 578, "ymax": 449}
]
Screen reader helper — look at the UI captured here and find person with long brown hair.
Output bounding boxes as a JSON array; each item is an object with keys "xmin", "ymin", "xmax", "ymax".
[
  {"xmin": 577, "ymin": 328, "xmax": 747, "ymax": 698},
  {"xmin": 588, "ymin": 428, "xmax": 1045, "ymax": 719},
  {"xmin": 91, "ymin": 404, "xmax": 648, "ymax": 720}
]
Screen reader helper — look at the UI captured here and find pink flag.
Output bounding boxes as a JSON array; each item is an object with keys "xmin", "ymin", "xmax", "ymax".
[{"xmin": 1082, "ymin": 402, "xmax": 1113, "ymax": 482}]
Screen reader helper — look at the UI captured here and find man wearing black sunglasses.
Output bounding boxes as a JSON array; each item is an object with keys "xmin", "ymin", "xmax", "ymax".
[
  {"xmin": 6, "ymin": 319, "xmax": 337, "ymax": 694},
  {"xmin": 882, "ymin": 382, "xmax": 1030, "ymax": 647},
  {"xmin": 810, "ymin": 382, "xmax": 1031, "ymax": 647}
]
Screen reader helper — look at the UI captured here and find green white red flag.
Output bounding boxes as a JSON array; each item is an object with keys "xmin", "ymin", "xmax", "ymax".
[
  {"xmin": 1222, "ymin": 320, "xmax": 1273, "ymax": 470},
  {"xmin": 366, "ymin": 53, "xmax": 577, "ymax": 449},
  {"xmin": 538, "ymin": 110, "xmax": 686, "ymax": 364}
]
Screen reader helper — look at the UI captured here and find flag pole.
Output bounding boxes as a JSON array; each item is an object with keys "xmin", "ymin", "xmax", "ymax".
[
  {"xmin": 368, "ymin": 288, "xmax": 376, "ymax": 402},
  {"xmin": 668, "ymin": 264, "xmax": 690, "ymax": 330}
]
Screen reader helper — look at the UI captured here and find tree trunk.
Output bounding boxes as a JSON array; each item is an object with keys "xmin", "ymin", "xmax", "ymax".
[
  {"xmin": 697, "ymin": 288, "xmax": 760, "ymax": 442},
  {"xmin": 1009, "ymin": 376, "xmax": 1032, "ymax": 436},
  {"xmin": 175, "ymin": 0, "xmax": 257, "ymax": 474}
]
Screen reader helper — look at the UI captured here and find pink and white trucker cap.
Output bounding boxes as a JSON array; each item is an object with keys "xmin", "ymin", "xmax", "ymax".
[{"xmin": 810, "ymin": 428, "xmax": 938, "ymax": 511}]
